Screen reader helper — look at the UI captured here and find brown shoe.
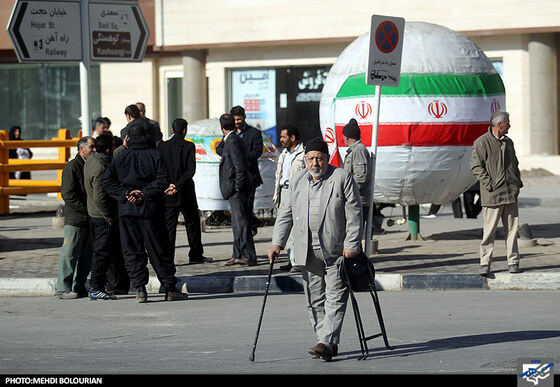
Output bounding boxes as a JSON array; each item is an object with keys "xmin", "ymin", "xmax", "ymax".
[
  {"xmin": 308, "ymin": 343, "xmax": 333, "ymax": 361},
  {"xmin": 236, "ymin": 258, "xmax": 257, "ymax": 266},
  {"xmin": 309, "ymin": 344, "xmax": 338, "ymax": 359},
  {"xmin": 165, "ymin": 289, "xmax": 188, "ymax": 301},
  {"xmin": 136, "ymin": 286, "xmax": 148, "ymax": 303},
  {"xmin": 224, "ymin": 258, "xmax": 237, "ymax": 266}
]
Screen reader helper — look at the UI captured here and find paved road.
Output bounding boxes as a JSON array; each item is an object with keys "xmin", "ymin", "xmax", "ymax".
[{"xmin": 1, "ymin": 290, "xmax": 559, "ymax": 376}]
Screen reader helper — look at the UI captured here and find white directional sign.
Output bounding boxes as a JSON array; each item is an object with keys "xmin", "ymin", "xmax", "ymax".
[
  {"xmin": 7, "ymin": 0, "xmax": 83, "ymax": 62},
  {"xmin": 88, "ymin": 2, "xmax": 149, "ymax": 62},
  {"xmin": 7, "ymin": 0, "xmax": 149, "ymax": 63},
  {"xmin": 367, "ymin": 15, "xmax": 405, "ymax": 87}
]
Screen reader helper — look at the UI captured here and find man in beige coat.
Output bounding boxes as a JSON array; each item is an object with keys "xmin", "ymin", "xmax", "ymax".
[
  {"xmin": 268, "ymin": 137, "xmax": 363, "ymax": 361},
  {"xmin": 471, "ymin": 111, "xmax": 523, "ymax": 276}
]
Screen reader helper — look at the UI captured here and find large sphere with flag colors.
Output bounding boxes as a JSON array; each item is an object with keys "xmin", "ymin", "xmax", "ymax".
[{"xmin": 320, "ymin": 22, "xmax": 505, "ymax": 206}]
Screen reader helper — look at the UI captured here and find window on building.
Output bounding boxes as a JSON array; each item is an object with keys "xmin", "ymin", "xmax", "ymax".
[
  {"xmin": 491, "ymin": 59, "xmax": 503, "ymax": 77},
  {"xmin": 165, "ymin": 71, "xmax": 183, "ymax": 138},
  {"xmin": 228, "ymin": 65, "xmax": 331, "ymax": 145},
  {"xmin": 0, "ymin": 63, "xmax": 101, "ymax": 139}
]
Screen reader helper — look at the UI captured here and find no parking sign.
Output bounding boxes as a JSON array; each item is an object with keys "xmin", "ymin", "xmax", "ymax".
[{"xmin": 367, "ymin": 15, "xmax": 405, "ymax": 87}]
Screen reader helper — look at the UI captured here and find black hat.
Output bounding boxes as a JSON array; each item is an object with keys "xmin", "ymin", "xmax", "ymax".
[
  {"xmin": 305, "ymin": 137, "xmax": 329, "ymax": 155},
  {"xmin": 342, "ymin": 118, "xmax": 361, "ymax": 140}
]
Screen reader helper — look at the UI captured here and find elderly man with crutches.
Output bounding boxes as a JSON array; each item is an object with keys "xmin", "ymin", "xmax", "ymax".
[{"xmin": 267, "ymin": 137, "xmax": 363, "ymax": 361}]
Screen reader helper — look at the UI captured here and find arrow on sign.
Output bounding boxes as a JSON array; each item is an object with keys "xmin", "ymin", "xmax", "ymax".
[
  {"xmin": 10, "ymin": 2, "xmax": 28, "ymax": 59},
  {"xmin": 131, "ymin": 6, "xmax": 148, "ymax": 60}
]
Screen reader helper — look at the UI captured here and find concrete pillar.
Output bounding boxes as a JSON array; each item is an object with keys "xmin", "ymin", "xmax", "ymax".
[
  {"xmin": 182, "ymin": 50, "xmax": 208, "ymax": 122},
  {"xmin": 528, "ymin": 33, "xmax": 558, "ymax": 155}
]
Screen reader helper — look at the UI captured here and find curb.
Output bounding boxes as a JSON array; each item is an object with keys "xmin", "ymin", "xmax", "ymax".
[{"xmin": 0, "ymin": 273, "xmax": 559, "ymax": 296}]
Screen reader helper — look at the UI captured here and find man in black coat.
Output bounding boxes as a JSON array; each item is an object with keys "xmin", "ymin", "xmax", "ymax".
[
  {"xmin": 158, "ymin": 118, "xmax": 207, "ymax": 264},
  {"xmin": 102, "ymin": 125, "xmax": 187, "ymax": 303},
  {"xmin": 120, "ymin": 104, "xmax": 163, "ymax": 147},
  {"xmin": 217, "ymin": 106, "xmax": 263, "ymax": 235},
  {"xmin": 218, "ymin": 114, "xmax": 257, "ymax": 266},
  {"xmin": 56, "ymin": 136, "xmax": 95, "ymax": 299}
]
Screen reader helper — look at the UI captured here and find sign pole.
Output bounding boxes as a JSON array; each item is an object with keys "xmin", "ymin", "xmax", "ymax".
[
  {"xmin": 80, "ymin": 0, "xmax": 91, "ymax": 136},
  {"xmin": 364, "ymin": 84, "xmax": 381, "ymax": 256}
]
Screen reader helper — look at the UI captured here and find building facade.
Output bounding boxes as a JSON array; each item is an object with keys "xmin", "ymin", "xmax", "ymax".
[{"xmin": 1, "ymin": 0, "xmax": 558, "ymax": 170}]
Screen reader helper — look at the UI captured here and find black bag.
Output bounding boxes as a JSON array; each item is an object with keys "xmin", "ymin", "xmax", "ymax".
[
  {"xmin": 340, "ymin": 251, "xmax": 375, "ymax": 292},
  {"xmin": 338, "ymin": 252, "xmax": 394, "ymax": 360}
]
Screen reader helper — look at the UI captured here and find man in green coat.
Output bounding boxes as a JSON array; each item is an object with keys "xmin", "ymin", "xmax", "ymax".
[
  {"xmin": 84, "ymin": 133, "xmax": 130, "ymax": 300},
  {"xmin": 56, "ymin": 136, "xmax": 95, "ymax": 299},
  {"xmin": 471, "ymin": 111, "xmax": 523, "ymax": 276}
]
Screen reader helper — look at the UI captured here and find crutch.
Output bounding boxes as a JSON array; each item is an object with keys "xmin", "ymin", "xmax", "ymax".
[
  {"xmin": 249, "ymin": 258, "xmax": 274, "ymax": 361},
  {"xmin": 341, "ymin": 255, "xmax": 395, "ymax": 360}
]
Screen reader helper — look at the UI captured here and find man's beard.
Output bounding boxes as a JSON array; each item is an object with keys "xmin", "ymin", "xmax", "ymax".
[{"xmin": 309, "ymin": 167, "xmax": 325, "ymax": 180}]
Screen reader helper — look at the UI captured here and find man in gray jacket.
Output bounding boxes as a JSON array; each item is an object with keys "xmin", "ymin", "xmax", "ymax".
[
  {"xmin": 268, "ymin": 137, "xmax": 363, "ymax": 361},
  {"xmin": 471, "ymin": 111, "xmax": 523, "ymax": 275},
  {"xmin": 341, "ymin": 118, "xmax": 378, "ymax": 232}
]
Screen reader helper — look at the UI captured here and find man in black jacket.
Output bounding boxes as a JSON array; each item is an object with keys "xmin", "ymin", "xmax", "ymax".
[
  {"xmin": 56, "ymin": 136, "xmax": 95, "ymax": 299},
  {"xmin": 218, "ymin": 114, "xmax": 257, "ymax": 266},
  {"xmin": 217, "ymin": 106, "xmax": 263, "ymax": 235},
  {"xmin": 120, "ymin": 104, "xmax": 163, "ymax": 147},
  {"xmin": 158, "ymin": 118, "xmax": 207, "ymax": 264},
  {"xmin": 102, "ymin": 125, "xmax": 187, "ymax": 303}
]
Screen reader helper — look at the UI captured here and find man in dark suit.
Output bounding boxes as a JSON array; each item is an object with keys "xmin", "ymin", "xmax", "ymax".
[
  {"xmin": 218, "ymin": 114, "xmax": 257, "ymax": 266},
  {"xmin": 217, "ymin": 106, "xmax": 263, "ymax": 235},
  {"xmin": 120, "ymin": 104, "xmax": 163, "ymax": 148},
  {"xmin": 158, "ymin": 118, "xmax": 207, "ymax": 264}
]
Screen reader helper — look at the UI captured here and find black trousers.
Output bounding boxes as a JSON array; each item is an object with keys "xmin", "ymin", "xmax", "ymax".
[
  {"xmin": 229, "ymin": 191, "xmax": 256, "ymax": 261},
  {"xmin": 248, "ymin": 188, "xmax": 258, "ymax": 231},
  {"xmin": 164, "ymin": 204, "xmax": 204, "ymax": 262},
  {"xmin": 463, "ymin": 190, "xmax": 482, "ymax": 218},
  {"xmin": 89, "ymin": 217, "xmax": 129, "ymax": 292},
  {"xmin": 119, "ymin": 215, "xmax": 177, "ymax": 290}
]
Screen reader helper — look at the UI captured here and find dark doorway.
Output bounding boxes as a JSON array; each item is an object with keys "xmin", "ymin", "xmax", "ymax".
[{"xmin": 275, "ymin": 65, "xmax": 331, "ymax": 146}]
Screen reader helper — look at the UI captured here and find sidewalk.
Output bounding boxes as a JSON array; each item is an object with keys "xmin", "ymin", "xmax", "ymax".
[{"xmin": 1, "ymin": 172, "xmax": 559, "ymax": 295}]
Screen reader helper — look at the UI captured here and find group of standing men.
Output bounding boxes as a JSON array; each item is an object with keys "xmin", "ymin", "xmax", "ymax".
[
  {"xmin": 55, "ymin": 103, "xmax": 523, "ymax": 361},
  {"xmin": 56, "ymin": 102, "xmax": 203, "ymax": 302}
]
